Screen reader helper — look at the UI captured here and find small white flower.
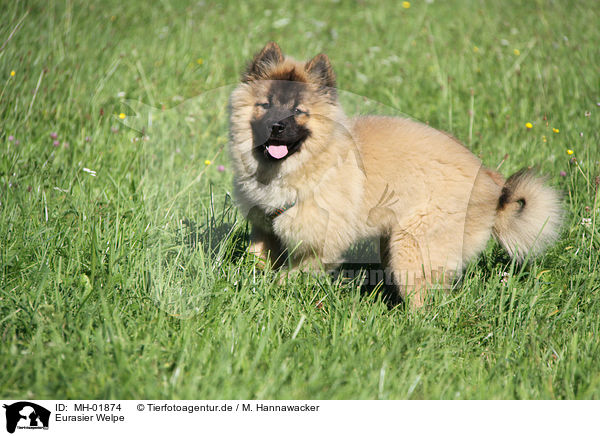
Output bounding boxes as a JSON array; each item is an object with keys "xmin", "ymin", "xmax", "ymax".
[
  {"xmin": 581, "ymin": 218, "xmax": 592, "ymax": 227},
  {"xmin": 82, "ymin": 167, "xmax": 97, "ymax": 177},
  {"xmin": 356, "ymin": 72, "xmax": 368, "ymax": 83},
  {"xmin": 273, "ymin": 18, "xmax": 290, "ymax": 28},
  {"xmin": 312, "ymin": 20, "xmax": 326, "ymax": 29},
  {"xmin": 117, "ymin": 91, "xmax": 126, "ymax": 98}
]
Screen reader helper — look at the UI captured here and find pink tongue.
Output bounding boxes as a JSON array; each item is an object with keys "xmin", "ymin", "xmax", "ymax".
[{"xmin": 267, "ymin": 145, "xmax": 288, "ymax": 159}]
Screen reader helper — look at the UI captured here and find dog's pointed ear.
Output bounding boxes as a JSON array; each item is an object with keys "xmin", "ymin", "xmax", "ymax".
[
  {"xmin": 243, "ymin": 42, "xmax": 284, "ymax": 81},
  {"xmin": 305, "ymin": 53, "xmax": 336, "ymax": 89}
]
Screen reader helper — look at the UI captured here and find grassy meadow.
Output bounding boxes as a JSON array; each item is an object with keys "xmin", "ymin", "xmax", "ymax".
[{"xmin": 1, "ymin": 0, "xmax": 599, "ymax": 399}]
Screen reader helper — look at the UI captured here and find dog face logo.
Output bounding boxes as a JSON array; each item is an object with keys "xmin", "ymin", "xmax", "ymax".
[{"xmin": 3, "ymin": 402, "xmax": 50, "ymax": 434}]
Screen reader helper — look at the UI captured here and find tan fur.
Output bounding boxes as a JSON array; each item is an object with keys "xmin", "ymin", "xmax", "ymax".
[
  {"xmin": 229, "ymin": 43, "xmax": 563, "ymax": 308},
  {"xmin": 492, "ymin": 170, "xmax": 563, "ymax": 261}
]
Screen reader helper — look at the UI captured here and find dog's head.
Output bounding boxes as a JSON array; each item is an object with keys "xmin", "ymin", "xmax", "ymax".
[{"xmin": 229, "ymin": 42, "xmax": 343, "ymax": 176}]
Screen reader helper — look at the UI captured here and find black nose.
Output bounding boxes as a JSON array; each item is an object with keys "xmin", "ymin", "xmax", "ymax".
[{"xmin": 271, "ymin": 122, "xmax": 285, "ymax": 134}]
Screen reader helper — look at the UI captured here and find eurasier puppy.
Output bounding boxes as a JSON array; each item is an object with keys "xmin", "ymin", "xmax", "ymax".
[{"xmin": 229, "ymin": 42, "xmax": 563, "ymax": 308}]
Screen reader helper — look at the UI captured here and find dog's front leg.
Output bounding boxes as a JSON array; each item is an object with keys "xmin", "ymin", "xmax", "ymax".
[{"xmin": 248, "ymin": 227, "xmax": 286, "ymax": 269}]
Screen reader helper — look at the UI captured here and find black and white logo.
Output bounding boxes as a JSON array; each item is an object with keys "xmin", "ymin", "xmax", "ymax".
[{"xmin": 3, "ymin": 402, "xmax": 50, "ymax": 434}]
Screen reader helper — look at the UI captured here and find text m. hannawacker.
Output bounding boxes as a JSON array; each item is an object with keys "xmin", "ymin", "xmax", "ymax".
[{"xmin": 255, "ymin": 404, "xmax": 319, "ymax": 412}]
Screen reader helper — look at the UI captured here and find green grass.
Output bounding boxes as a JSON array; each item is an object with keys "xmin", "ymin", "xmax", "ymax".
[{"xmin": 1, "ymin": 0, "xmax": 599, "ymax": 399}]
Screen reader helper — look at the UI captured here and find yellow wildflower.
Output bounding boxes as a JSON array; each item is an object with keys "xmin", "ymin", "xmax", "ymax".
[
  {"xmin": 567, "ymin": 149, "xmax": 574, "ymax": 155},
  {"xmin": 402, "ymin": 1, "xmax": 410, "ymax": 8},
  {"xmin": 513, "ymin": 49, "xmax": 520, "ymax": 56},
  {"xmin": 525, "ymin": 122, "xmax": 533, "ymax": 129},
  {"xmin": 197, "ymin": 58, "xmax": 203, "ymax": 65},
  {"xmin": 204, "ymin": 159, "xmax": 211, "ymax": 165},
  {"xmin": 10, "ymin": 70, "xmax": 15, "ymax": 77},
  {"xmin": 119, "ymin": 113, "xmax": 126, "ymax": 119},
  {"xmin": 473, "ymin": 46, "xmax": 479, "ymax": 53},
  {"xmin": 552, "ymin": 128, "xmax": 559, "ymax": 133}
]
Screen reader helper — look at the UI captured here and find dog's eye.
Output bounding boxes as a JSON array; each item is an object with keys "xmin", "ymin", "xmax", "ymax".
[
  {"xmin": 256, "ymin": 102, "xmax": 270, "ymax": 109},
  {"xmin": 293, "ymin": 107, "xmax": 308, "ymax": 116}
]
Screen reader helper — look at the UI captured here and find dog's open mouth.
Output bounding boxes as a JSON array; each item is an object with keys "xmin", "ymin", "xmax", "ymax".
[{"xmin": 261, "ymin": 139, "xmax": 304, "ymax": 160}]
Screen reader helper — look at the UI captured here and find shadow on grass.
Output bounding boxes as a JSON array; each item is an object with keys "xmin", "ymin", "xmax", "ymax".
[
  {"xmin": 334, "ymin": 262, "xmax": 405, "ymax": 308},
  {"xmin": 177, "ymin": 212, "xmax": 402, "ymax": 307},
  {"xmin": 178, "ymin": 191, "xmax": 248, "ymax": 262},
  {"xmin": 173, "ymin": 191, "xmax": 520, "ymax": 311}
]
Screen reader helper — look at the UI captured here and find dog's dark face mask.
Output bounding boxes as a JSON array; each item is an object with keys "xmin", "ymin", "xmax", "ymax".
[{"xmin": 251, "ymin": 80, "xmax": 311, "ymax": 162}]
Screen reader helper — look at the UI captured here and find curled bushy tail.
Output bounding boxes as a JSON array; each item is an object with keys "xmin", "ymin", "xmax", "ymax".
[{"xmin": 493, "ymin": 169, "xmax": 563, "ymax": 261}]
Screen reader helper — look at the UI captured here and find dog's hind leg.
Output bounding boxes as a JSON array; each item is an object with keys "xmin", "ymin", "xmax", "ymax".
[
  {"xmin": 381, "ymin": 231, "xmax": 428, "ymax": 308},
  {"xmin": 382, "ymin": 229, "xmax": 456, "ymax": 309}
]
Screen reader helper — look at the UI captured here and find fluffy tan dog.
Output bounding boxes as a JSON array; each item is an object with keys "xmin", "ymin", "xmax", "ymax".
[{"xmin": 229, "ymin": 42, "xmax": 563, "ymax": 307}]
